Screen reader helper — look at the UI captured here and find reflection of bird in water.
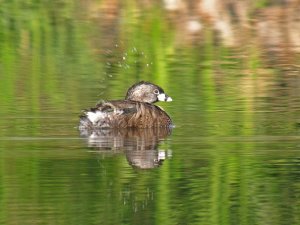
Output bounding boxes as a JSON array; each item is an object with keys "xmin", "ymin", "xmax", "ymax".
[
  {"xmin": 80, "ymin": 127, "xmax": 172, "ymax": 169},
  {"xmin": 79, "ymin": 81, "xmax": 173, "ymax": 129}
]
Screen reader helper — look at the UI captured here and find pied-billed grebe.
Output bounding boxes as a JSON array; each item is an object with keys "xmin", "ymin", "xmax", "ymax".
[{"xmin": 79, "ymin": 81, "xmax": 173, "ymax": 129}]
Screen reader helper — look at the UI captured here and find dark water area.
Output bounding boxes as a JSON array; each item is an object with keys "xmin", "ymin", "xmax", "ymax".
[{"xmin": 0, "ymin": 1, "xmax": 300, "ymax": 225}]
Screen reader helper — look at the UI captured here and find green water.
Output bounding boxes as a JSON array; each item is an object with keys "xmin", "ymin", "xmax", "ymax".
[{"xmin": 0, "ymin": 1, "xmax": 300, "ymax": 225}]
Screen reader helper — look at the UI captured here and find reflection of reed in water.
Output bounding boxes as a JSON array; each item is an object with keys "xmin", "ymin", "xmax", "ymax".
[{"xmin": 80, "ymin": 127, "xmax": 172, "ymax": 169}]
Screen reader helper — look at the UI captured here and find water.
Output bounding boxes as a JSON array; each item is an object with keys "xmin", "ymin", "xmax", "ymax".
[{"xmin": 0, "ymin": 1, "xmax": 300, "ymax": 225}]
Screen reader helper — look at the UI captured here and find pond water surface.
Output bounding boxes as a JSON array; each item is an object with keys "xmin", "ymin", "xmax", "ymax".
[{"xmin": 0, "ymin": 1, "xmax": 300, "ymax": 225}]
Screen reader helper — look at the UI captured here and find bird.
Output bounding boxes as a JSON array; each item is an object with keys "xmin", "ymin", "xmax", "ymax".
[{"xmin": 79, "ymin": 81, "xmax": 173, "ymax": 129}]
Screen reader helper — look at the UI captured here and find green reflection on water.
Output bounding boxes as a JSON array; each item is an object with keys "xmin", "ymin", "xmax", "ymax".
[{"xmin": 0, "ymin": 1, "xmax": 299, "ymax": 225}]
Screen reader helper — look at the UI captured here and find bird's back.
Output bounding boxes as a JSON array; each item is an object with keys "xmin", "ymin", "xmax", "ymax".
[{"xmin": 79, "ymin": 100, "xmax": 172, "ymax": 129}]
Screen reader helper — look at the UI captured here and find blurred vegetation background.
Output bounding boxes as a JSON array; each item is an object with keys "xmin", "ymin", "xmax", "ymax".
[{"xmin": 1, "ymin": 0, "xmax": 299, "ymax": 114}]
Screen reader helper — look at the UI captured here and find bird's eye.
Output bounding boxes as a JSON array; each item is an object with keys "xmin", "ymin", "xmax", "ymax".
[{"xmin": 153, "ymin": 89, "xmax": 160, "ymax": 94}]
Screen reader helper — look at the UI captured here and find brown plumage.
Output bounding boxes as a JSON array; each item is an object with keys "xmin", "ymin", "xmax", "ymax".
[{"xmin": 79, "ymin": 81, "xmax": 173, "ymax": 129}]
